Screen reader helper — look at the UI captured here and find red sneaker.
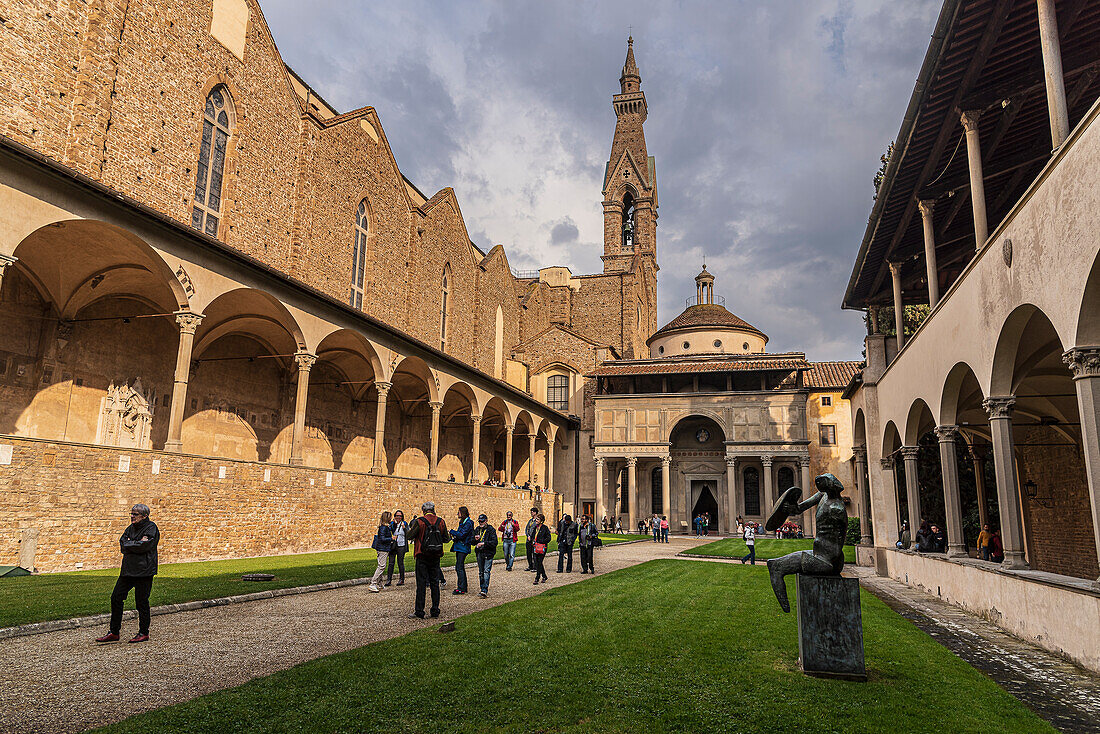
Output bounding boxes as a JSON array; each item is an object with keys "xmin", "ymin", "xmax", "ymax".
[
  {"xmin": 128, "ymin": 633, "xmax": 149, "ymax": 644},
  {"xmin": 95, "ymin": 633, "xmax": 119, "ymax": 643}
]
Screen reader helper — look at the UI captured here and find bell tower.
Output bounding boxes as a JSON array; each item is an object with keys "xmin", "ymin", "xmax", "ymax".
[{"xmin": 602, "ymin": 37, "xmax": 658, "ymax": 275}]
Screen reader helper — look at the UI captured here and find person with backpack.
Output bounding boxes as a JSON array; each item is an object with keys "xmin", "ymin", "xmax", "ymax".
[
  {"xmin": 556, "ymin": 514, "xmax": 578, "ymax": 573},
  {"xmin": 449, "ymin": 506, "xmax": 474, "ymax": 595},
  {"xmin": 531, "ymin": 513, "xmax": 552, "ymax": 584},
  {"xmin": 473, "ymin": 513, "xmax": 497, "ymax": 597},
  {"xmin": 407, "ymin": 501, "xmax": 448, "ymax": 619},
  {"xmin": 578, "ymin": 514, "xmax": 599, "ymax": 574},
  {"xmin": 498, "ymin": 511, "xmax": 520, "ymax": 571},
  {"xmin": 524, "ymin": 506, "xmax": 539, "ymax": 572},
  {"xmin": 368, "ymin": 511, "xmax": 394, "ymax": 592},
  {"xmin": 741, "ymin": 522, "xmax": 756, "ymax": 565}
]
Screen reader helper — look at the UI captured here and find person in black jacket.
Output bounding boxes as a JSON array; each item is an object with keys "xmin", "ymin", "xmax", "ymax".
[
  {"xmin": 96, "ymin": 504, "xmax": 159, "ymax": 644},
  {"xmin": 578, "ymin": 515, "xmax": 599, "ymax": 574},
  {"xmin": 473, "ymin": 513, "xmax": 497, "ymax": 598},
  {"xmin": 531, "ymin": 513, "xmax": 552, "ymax": 584},
  {"xmin": 556, "ymin": 514, "xmax": 578, "ymax": 573}
]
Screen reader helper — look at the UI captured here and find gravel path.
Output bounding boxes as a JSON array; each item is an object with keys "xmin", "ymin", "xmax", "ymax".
[{"xmin": 0, "ymin": 536, "xmax": 708, "ymax": 734}]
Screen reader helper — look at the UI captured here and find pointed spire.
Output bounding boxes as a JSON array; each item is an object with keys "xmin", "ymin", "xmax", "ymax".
[{"xmin": 620, "ymin": 36, "xmax": 641, "ymax": 93}]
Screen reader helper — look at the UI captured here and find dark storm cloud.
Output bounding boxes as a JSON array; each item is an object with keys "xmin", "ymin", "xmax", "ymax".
[{"xmin": 260, "ymin": 0, "xmax": 941, "ymax": 360}]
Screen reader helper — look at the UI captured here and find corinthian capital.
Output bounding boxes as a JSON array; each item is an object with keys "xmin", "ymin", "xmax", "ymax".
[
  {"xmin": 960, "ymin": 109, "xmax": 981, "ymax": 132},
  {"xmin": 934, "ymin": 425, "xmax": 958, "ymax": 442},
  {"xmin": 174, "ymin": 310, "xmax": 204, "ymax": 335},
  {"xmin": 900, "ymin": 446, "xmax": 921, "ymax": 461},
  {"xmin": 879, "ymin": 456, "xmax": 895, "ymax": 470},
  {"xmin": 852, "ymin": 445, "xmax": 867, "ymax": 462},
  {"xmin": 917, "ymin": 199, "xmax": 935, "ymax": 219},
  {"xmin": 1063, "ymin": 347, "xmax": 1100, "ymax": 379},
  {"xmin": 983, "ymin": 396, "xmax": 1015, "ymax": 419},
  {"xmin": 294, "ymin": 352, "xmax": 317, "ymax": 371},
  {"xmin": 761, "ymin": 455, "xmax": 773, "ymax": 467}
]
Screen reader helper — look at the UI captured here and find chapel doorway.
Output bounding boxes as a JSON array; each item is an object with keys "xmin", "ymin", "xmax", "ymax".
[{"xmin": 691, "ymin": 482, "xmax": 719, "ymax": 535}]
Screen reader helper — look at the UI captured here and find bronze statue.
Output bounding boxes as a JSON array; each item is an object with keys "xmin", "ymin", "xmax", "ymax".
[{"xmin": 765, "ymin": 473, "xmax": 848, "ymax": 612}]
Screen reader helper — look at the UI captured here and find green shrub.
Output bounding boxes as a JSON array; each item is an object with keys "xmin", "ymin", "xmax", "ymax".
[{"xmin": 846, "ymin": 517, "xmax": 862, "ymax": 546}]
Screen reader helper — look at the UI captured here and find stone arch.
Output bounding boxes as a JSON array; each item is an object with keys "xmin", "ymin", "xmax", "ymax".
[
  {"xmin": 991, "ymin": 304, "xmax": 1060, "ymax": 397},
  {"xmin": 882, "ymin": 420, "xmax": 902, "ymax": 458},
  {"xmin": 664, "ymin": 408, "xmax": 728, "ymax": 443},
  {"xmin": 939, "ymin": 362, "xmax": 985, "ymax": 427},
  {"xmin": 386, "ymin": 354, "xmax": 438, "ymax": 478},
  {"xmin": 438, "ymin": 380, "xmax": 478, "ymax": 481},
  {"xmin": 853, "ymin": 407, "xmax": 867, "ymax": 447},
  {"xmin": 311, "ymin": 329, "xmax": 384, "ymax": 472},
  {"xmin": 480, "ymin": 396, "xmax": 513, "ymax": 482},
  {"xmin": 1076, "ymin": 247, "xmax": 1100, "ymax": 345},
  {"xmin": 903, "ymin": 398, "xmax": 936, "ymax": 446}
]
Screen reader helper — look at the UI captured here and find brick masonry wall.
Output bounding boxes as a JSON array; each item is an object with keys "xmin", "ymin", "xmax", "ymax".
[{"xmin": 0, "ymin": 435, "xmax": 560, "ymax": 573}]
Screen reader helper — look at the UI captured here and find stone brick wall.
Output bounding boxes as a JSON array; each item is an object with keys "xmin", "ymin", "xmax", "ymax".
[{"xmin": 0, "ymin": 435, "xmax": 560, "ymax": 573}]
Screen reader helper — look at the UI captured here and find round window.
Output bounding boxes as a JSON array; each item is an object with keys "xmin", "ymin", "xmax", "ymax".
[
  {"xmin": 742, "ymin": 342, "xmax": 750, "ymax": 350},
  {"xmin": 682, "ymin": 341, "xmax": 691, "ymax": 350},
  {"xmin": 658, "ymin": 346, "xmax": 664, "ymax": 355},
  {"xmin": 713, "ymin": 339, "xmax": 722, "ymax": 348}
]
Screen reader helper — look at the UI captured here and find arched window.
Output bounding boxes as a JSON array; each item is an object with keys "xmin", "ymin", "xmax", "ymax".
[
  {"xmin": 622, "ymin": 192, "xmax": 636, "ymax": 251},
  {"xmin": 349, "ymin": 199, "xmax": 369, "ymax": 309},
  {"xmin": 191, "ymin": 85, "xmax": 234, "ymax": 237},
  {"xmin": 546, "ymin": 374, "xmax": 569, "ymax": 411},
  {"xmin": 494, "ymin": 305, "xmax": 504, "ymax": 378},
  {"xmin": 439, "ymin": 266, "xmax": 451, "ymax": 350},
  {"xmin": 744, "ymin": 466, "xmax": 760, "ymax": 516}
]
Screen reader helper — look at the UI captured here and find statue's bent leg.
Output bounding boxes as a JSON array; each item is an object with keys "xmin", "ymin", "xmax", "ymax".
[
  {"xmin": 767, "ymin": 551, "xmax": 806, "ymax": 613},
  {"xmin": 800, "ymin": 552, "xmax": 836, "ymax": 575}
]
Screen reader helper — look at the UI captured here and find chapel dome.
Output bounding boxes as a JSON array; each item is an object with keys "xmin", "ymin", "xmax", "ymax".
[{"xmin": 647, "ymin": 267, "xmax": 768, "ymax": 358}]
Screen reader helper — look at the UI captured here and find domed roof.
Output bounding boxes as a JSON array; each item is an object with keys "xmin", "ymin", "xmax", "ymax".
[{"xmin": 647, "ymin": 303, "xmax": 768, "ymax": 346}]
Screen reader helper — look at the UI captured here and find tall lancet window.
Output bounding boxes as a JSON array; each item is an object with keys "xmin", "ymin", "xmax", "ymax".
[
  {"xmin": 192, "ymin": 86, "xmax": 234, "ymax": 237},
  {"xmin": 622, "ymin": 191, "xmax": 636, "ymax": 251},
  {"xmin": 440, "ymin": 265, "xmax": 451, "ymax": 350},
  {"xmin": 349, "ymin": 200, "xmax": 369, "ymax": 309}
]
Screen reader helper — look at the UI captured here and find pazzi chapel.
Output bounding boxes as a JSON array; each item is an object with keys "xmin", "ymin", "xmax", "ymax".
[{"xmin": 0, "ymin": 0, "xmax": 859, "ymax": 571}]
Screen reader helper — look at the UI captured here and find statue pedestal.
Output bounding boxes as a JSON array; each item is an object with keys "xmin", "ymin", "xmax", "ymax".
[{"xmin": 796, "ymin": 574, "xmax": 866, "ymax": 681}]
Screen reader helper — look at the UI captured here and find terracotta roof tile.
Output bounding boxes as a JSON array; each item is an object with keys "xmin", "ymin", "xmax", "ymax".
[
  {"xmin": 804, "ymin": 361, "xmax": 863, "ymax": 390},
  {"xmin": 589, "ymin": 355, "xmax": 809, "ymax": 377},
  {"xmin": 648, "ymin": 304, "xmax": 767, "ymax": 344}
]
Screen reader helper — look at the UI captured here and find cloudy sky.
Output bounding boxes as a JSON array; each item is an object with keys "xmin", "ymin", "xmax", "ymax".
[{"xmin": 261, "ymin": 0, "xmax": 941, "ymax": 361}]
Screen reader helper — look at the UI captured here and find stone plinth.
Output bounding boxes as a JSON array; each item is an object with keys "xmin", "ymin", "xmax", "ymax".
[{"xmin": 796, "ymin": 574, "xmax": 866, "ymax": 681}]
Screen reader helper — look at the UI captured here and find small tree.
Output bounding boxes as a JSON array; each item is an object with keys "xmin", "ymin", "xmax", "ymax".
[{"xmin": 873, "ymin": 141, "xmax": 895, "ymax": 200}]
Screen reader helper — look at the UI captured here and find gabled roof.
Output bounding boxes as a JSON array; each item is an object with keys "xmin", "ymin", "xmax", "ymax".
[{"xmin": 804, "ymin": 361, "xmax": 863, "ymax": 390}]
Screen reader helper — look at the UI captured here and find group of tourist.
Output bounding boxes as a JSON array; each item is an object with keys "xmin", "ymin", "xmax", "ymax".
[
  {"xmin": 895, "ymin": 520, "xmax": 1004, "ymax": 562},
  {"xmin": 691, "ymin": 512, "xmax": 712, "ymax": 536},
  {"xmin": 642, "ymin": 514, "xmax": 670, "ymax": 542},
  {"xmin": 600, "ymin": 516, "xmax": 624, "ymax": 533}
]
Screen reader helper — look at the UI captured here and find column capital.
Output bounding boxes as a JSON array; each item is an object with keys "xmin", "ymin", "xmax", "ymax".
[
  {"xmin": 917, "ymin": 199, "xmax": 935, "ymax": 218},
  {"xmin": 471, "ymin": 414, "xmax": 482, "ymax": 424},
  {"xmin": 626, "ymin": 456, "xmax": 637, "ymax": 467},
  {"xmin": 934, "ymin": 424, "xmax": 959, "ymax": 442},
  {"xmin": 725, "ymin": 455, "xmax": 737, "ymax": 468},
  {"xmin": 900, "ymin": 445, "xmax": 921, "ymax": 461},
  {"xmin": 1063, "ymin": 347, "xmax": 1100, "ymax": 379},
  {"xmin": 374, "ymin": 380, "xmax": 391, "ymax": 397},
  {"xmin": 173, "ymin": 310, "xmax": 204, "ymax": 334},
  {"xmin": 983, "ymin": 396, "xmax": 1015, "ymax": 419},
  {"xmin": 960, "ymin": 109, "xmax": 981, "ymax": 132},
  {"xmin": 294, "ymin": 352, "xmax": 317, "ymax": 371},
  {"xmin": 760, "ymin": 454, "xmax": 773, "ymax": 467},
  {"xmin": 880, "ymin": 456, "xmax": 895, "ymax": 470},
  {"xmin": 505, "ymin": 423, "xmax": 514, "ymax": 434},
  {"xmin": 798, "ymin": 455, "xmax": 812, "ymax": 468},
  {"xmin": 429, "ymin": 401, "xmax": 443, "ymax": 412},
  {"xmin": 852, "ymin": 445, "xmax": 867, "ymax": 462},
  {"xmin": 595, "ymin": 457, "xmax": 605, "ymax": 467},
  {"xmin": 887, "ymin": 260, "xmax": 903, "ymax": 277},
  {"xmin": 663, "ymin": 455, "xmax": 673, "ymax": 467}
]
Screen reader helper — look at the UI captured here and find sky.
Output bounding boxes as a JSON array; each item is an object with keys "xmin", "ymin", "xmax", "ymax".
[{"xmin": 261, "ymin": 0, "xmax": 942, "ymax": 361}]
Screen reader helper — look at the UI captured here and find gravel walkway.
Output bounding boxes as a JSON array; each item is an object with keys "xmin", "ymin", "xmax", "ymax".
[{"xmin": 0, "ymin": 536, "xmax": 705, "ymax": 734}]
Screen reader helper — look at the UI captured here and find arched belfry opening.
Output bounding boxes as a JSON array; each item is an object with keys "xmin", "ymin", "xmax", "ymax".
[{"xmin": 622, "ymin": 191, "xmax": 635, "ymax": 251}]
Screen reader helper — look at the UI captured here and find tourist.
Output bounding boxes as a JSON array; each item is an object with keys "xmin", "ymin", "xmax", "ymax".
[
  {"xmin": 556, "ymin": 513, "xmax": 578, "ymax": 573},
  {"xmin": 741, "ymin": 522, "xmax": 756, "ymax": 565},
  {"xmin": 579, "ymin": 514, "xmax": 599, "ymax": 573},
  {"xmin": 498, "ymin": 510, "xmax": 520, "ymax": 571},
  {"xmin": 473, "ymin": 513, "xmax": 497, "ymax": 597},
  {"xmin": 448, "ymin": 473, "xmax": 456, "ymax": 482},
  {"xmin": 977, "ymin": 523, "xmax": 993, "ymax": 561},
  {"xmin": 615, "ymin": 517, "xmax": 623, "ymax": 533},
  {"xmin": 930, "ymin": 524, "xmax": 947, "ymax": 553},
  {"xmin": 896, "ymin": 520, "xmax": 911, "ymax": 550},
  {"xmin": 95, "ymin": 503, "xmax": 159, "ymax": 644},
  {"xmin": 915, "ymin": 521, "xmax": 934, "ymax": 553},
  {"xmin": 368, "ymin": 510, "xmax": 394, "ymax": 592},
  {"xmin": 601, "ymin": 516, "xmax": 608, "ymax": 532},
  {"xmin": 638, "ymin": 519, "xmax": 645, "ymax": 535},
  {"xmin": 531, "ymin": 513, "xmax": 552, "ymax": 584},
  {"xmin": 407, "ymin": 501, "xmax": 448, "ymax": 619},
  {"xmin": 449, "ymin": 506, "xmax": 474, "ymax": 595},
  {"xmin": 386, "ymin": 510, "xmax": 409, "ymax": 586},
  {"xmin": 524, "ymin": 506, "xmax": 539, "ymax": 571},
  {"xmin": 702, "ymin": 513, "xmax": 710, "ymax": 537},
  {"xmin": 660, "ymin": 515, "xmax": 669, "ymax": 543},
  {"xmin": 989, "ymin": 529, "xmax": 1005, "ymax": 563}
]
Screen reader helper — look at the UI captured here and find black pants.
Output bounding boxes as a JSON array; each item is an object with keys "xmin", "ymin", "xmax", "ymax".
[
  {"xmin": 742, "ymin": 545, "xmax": 756, "ymax": 565},
  {"xmin": 557, "ymin": 545, "xmax": 574, "ymax": 572},
  {"xmin": 414, "ymin": 555, "xmax": 441, "ymax": 617},
  {"xmin": 534, "ymin": 553, "xmax": 547, "ymax": 581},
  {"xmin": 579, "ymin": 545, "xmax": 594, "ymax": 572},
  {"xmin": 386, "ymin": 546, "xmax": 406, "ymax": 583},
  {"xmin": 110, "ymin": 574, "xmax": 153, "ymax": 634},
  {"xmin": 526, "ymin": 540, "xmax": 535, "ymax": 570}
]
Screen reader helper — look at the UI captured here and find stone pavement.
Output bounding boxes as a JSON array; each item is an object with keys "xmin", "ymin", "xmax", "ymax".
[
  {"xmin": 0, "ymin": 536, "xmax": 700, "ymax": 734},
  {"xmin": 858, "ymin": 569, "xmax": 1100, "ymax": 734}
]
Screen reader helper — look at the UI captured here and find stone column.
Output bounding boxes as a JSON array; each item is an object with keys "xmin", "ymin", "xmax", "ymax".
[
  {"xmin": 984, "ymin": 396, "xmax": 1028, "ymax": 569},
  {"xmin": 545, "ymin": 434, "xmax": 554, "ymax": 492},
  {"xmin": 800, "ymin": 455, "xmax": 814, "ymax": 536},
  {"xmin": 761, "ymin": 456, "xmax": 774, "ymax": 528},
  {"xmin": 663, "ymin": 455, "xmax": 673, "ymax": 522},
  {"xmin": 1036, "ymin": 0, "xmax": 1070, "ymax": 150},
  {"xmin": 595, "ymin": 457, "xmax": 606, "ymax": 524},
  {"xmin": 289, "ymin": 352, "xmax": 316, "ymax": 466},
  {"xmin": 470, "ymin": 414, "xmax": 482, "ymax": 483},
  {"xmin": 1063, "ymin": 348, "xmax": 1100, "ymax": 586},
  {"xmin": 880, "ymin": 456, "xmax": 900, "ymax": 537},
  {"xmin": 918, "ymin": 200, "xmax": 940, "ymax": 307},
  {"xmin": 504, "ymin": 424, "xmax": 514, "ymax": 484},
  {"xmin": 164, "ymin": 311, "xmax": 203, "ymax": 452},
  {"xmin": 528, "ymin": 432, "xmax": 537, "ymax": 484},
  {"xmin": 935, "ymin": 425, "xmax": 968, "ymax": 557},
  {"xmin": 0, "ymin": 254, "xmax": 17, "ymax": 295},
  {"xmin": 888, "ymin": 261, "xmax": 905, "ymax": 349},
  {"xmin": 427, "ymin": 400, "xmax": 443, "ymax": 479},
  {"xmin": 969, "ymin": 444, "xmax": 990, "ymax": 528},
  {"xmin": 372, "ymin": 381, "xmax": 391, "ymax": 474},
  {"xmin": 626, "ymin": 457, "xmax": 637, "ymax": 531},
  {"xmin": 960, "ymin": 110, "xmax": 989, "ymax": 249},
  {"xmin": 900, "ymin": 446, "xmax": 922, "ymax": 535},
  {"xmin": 853, "ymin": 446, "xmax": 872, "ymax": 544},
  {"xmin": 725, "ymin": 456, "xmax": 736, "ymax": 532}
]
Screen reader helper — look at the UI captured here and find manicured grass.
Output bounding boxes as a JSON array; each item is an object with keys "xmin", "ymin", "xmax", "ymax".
[
  {"xmin": 0, "ymin": 535, "xmax": 637, "ymax": 628},
  {"xmin": 97, "ymin": 559, "xmax": 1052, "ymax": 734},
  {"xmin": 690, "ymin": 537, "xmax": 857, "ymax": 564}
]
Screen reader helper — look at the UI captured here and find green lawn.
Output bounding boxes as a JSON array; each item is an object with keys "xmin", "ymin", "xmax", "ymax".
[
  {"xmin": 97, "ymin": 559, "xmax": 1052, "ymax": 734},
  {"xmin": 0, "ymin": 535, "xmax": 637, "ymax": 628},
  {"xmin": 689, "ymin": 537, "xmax": 857, "ymax": 564}
]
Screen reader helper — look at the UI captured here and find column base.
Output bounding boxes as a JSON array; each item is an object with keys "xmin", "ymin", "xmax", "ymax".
[
  {"xmin": 1003, "ymin": 554, "xmax": 1029, "ymax": 570},
  {"xmin": 947, "ymin": 545, "xmax": 969, "ymax": 558},
  {"xmin": 163, "ymin": 440, "xmax": 183, "ymax": 453},
  {"xmin": 860, "ymin": 534, "xmax": 872, "ymax": 545},
  {"xmin": 428, "ymin": 473, "xmax": 439, "ymax": 480},
  {"xmin": 289, "ymin": 457, "xmax": 304, "ymax": 467}
]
